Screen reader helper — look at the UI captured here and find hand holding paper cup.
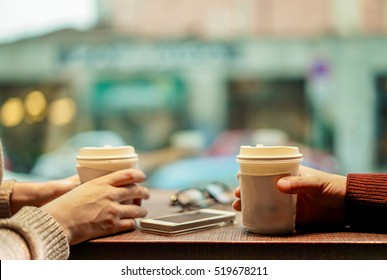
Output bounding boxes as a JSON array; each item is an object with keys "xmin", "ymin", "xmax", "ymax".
[
  {"xmin": 236, "ymin": 145, "xmax": 303, "ymax": 234},
  {"xmin": 77, "ymin": 145, "xmax": 139, "ymax": 204}
]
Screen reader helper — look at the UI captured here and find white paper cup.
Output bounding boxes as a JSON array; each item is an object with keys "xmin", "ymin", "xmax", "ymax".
[
  {"xmin": 77, "ymin": 145, "xmax": 139, "ymax": 204},
  {"xmin": 236, "ymin": 145, "xmax": 303, "ymax": 234},
  {"xmin": 76, "ymin": 145, "xmax": 138, "ymax": 183}
]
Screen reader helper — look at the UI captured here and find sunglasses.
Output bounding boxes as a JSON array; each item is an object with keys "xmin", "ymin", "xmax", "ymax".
[{"xmin": 170, "ymin": 181, "xmax": 233, "ymax": 210}]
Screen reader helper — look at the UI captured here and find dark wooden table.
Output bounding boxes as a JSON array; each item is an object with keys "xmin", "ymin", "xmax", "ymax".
[{"xmin": 70, "ymin": 189, "xmax": 387, "ymax": 260}]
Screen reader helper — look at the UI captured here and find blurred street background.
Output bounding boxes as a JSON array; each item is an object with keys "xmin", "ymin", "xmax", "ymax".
[{"xmin": 1, "ymin": 0, "xmax": 387, "ymax": 189}]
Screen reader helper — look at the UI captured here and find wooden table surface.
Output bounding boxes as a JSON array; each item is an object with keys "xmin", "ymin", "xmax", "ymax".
[{"xmin": 70, "ymin": 189, "xmax": 387, "ymax": 260}]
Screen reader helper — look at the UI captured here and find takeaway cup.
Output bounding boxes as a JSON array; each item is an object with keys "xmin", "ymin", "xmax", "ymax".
[
  {"xmin": 76, "ymin": 145, "xmax": 138, "ymax": 183},
  {"xmin": 236, "ymin": 145, "xmax": 303, "ymax": 234}
]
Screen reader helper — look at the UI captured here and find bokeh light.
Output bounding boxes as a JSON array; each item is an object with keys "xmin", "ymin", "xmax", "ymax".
[
  {"xmin": 25, "ymin": 90, "xmax": 47, "ymax": 122},
  {"xmin": 0, "ymin": 97, "xmax": 25, "ymax": 127},
  {"xmin": 48, "ymin": 97, "xmax": 77, "ymax": 126}
]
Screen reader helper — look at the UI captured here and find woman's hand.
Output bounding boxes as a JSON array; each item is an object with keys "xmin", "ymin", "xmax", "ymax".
[
  {"xmin": 10, "ymin": 175, "xmax": 80, "ymax": 215},
  {"xmin": 233, "ymin": 166, "xmax": 347, "ymax": 226},
  {"xmin": 41, "ymin": 169, "xmax": 150, "ymax": 245}
]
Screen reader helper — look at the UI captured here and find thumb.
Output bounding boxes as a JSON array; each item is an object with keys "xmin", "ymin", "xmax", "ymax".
[{"xmin": 277, "ymin": 176, "xmax": 326, "ymax": 196}]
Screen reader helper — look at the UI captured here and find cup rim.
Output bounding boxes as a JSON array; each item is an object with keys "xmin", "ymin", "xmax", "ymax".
[
  {"xmin": 236, "ymin": 155, "xmax": 303, "ymax": 161},
  {"xmin": 77, "ymin": 145, "xmax": 137, "ymax": 160},
  {"xmin": 237, "ymin": 145, "xmax": 303, "ymax": 160},
  {"xmin": 77, "ymin": 156, "xmax": 138, "ymax": 160}
]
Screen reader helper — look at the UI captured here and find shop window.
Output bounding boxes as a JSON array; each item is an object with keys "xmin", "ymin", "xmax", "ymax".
[
  {"xmin": 92, "ymin": 76, "xmax": 187, "ymax": 151},
  {"xmin": 227, "ymin": 78, "xmax": 311, "ymax": 144}
]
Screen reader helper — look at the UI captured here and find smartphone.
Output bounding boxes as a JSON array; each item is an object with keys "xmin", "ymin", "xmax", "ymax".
[{"xmin": 140, "ymin": 208, "xmax": 236, "ymax": 235}]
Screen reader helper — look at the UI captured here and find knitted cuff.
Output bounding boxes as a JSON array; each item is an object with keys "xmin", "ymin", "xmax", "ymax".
[
  {"xmin": 8, "ymin": 206, "xmax": 70, "ymax": 260},
  {"xmin": 0, "ymin": 180, "xmax": 16, "ymax": 218},
  {"xmin": 345, "ymin": 174, "xmax": 387, "ymax": 232}
]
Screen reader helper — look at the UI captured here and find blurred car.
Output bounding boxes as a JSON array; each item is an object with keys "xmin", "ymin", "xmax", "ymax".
[
  {"xmin": 29, "ymin": 128, "xmax": 338, "ymax": 190},
  {"xmin": 146, "ymin": 155, "xmax": 240, "ymax": 190},
  {"xmin": 30, "ymin": 130, "xmax": 127, "ymax": 179},
  {"xmin": 3, "ymin": 169, "xmax": 47, "ymax": 182},
  {"xmin": 146, "ymin": 128, "xmax": 340, "ymax": 190}
]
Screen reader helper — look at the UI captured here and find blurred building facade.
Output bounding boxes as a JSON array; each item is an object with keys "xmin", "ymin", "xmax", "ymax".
[{"xmin": 1, "ymin": 0, "xmax": 387, "ymax": 174}]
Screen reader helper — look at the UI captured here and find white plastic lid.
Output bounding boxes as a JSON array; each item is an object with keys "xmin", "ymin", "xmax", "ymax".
[
  {"xmin": 77, "ymin": 145, "xmax": 137, "ymax": 160},
  {"xmin": 237, "ymin": 144, "xmax": 302, "ymax": 160}
]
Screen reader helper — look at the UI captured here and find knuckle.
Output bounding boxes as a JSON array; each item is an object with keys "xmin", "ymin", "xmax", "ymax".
[
  {"xmin": 130, "ymin": 184, "xmax": 146, "ymax": 197},
  {"xmin": 131, "ymin": 206, "xmax": 146, "ymax": 217},
  {"xmin": 105, "ymin": 190, "xmax": 120, "ymax": 201}
]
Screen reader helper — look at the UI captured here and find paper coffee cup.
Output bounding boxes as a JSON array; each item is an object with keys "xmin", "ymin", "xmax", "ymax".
[
  {"xmin": 236, "ymin": 144, "xmax": 303, "ymax": 234},
  {"xmin": 76, "ymin": 145, "xmax": 138, "ymax": 183}
]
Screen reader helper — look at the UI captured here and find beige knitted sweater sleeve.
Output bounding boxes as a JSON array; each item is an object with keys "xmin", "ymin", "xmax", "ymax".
[{"xmin": 0, "ymin": 141, "xmax": 70, "ymax": 259}]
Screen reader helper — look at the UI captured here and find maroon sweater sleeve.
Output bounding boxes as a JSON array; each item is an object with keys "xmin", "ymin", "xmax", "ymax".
[{"xmin": 345, "ymin": 174, "xmax": 387, "ymax": 232}]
